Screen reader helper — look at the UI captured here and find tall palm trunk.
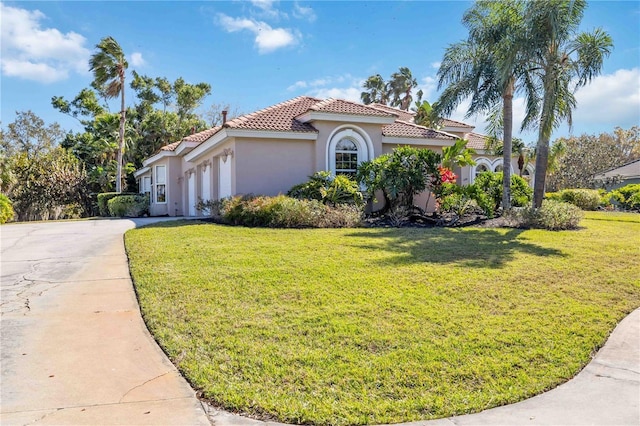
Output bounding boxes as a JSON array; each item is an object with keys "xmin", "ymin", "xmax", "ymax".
[
  {"xmin": 116, "ymin": 70, "xmax": 125, "ymax": 193},
  {"xmin": 502, "ymin": 78, "xmax": 514, "ymax": 211},
  {"xmin": 533, "ymin": 71, "xmax": 556, "ymax": 208}
]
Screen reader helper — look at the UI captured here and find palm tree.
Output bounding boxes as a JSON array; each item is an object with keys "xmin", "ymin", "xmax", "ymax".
[
  {"xmin": 389, "ymin": 67, "xmax": 418, "ymax": 111},
  {"xmin": 525, "ymin": 0, "xmax": 612, "ymax": 207},
  {"xmin": 360, "ymin": 74, "xmax": 389, "ymax": 105},
  {"xmin": 89, "ymin": 36, "xmax": 128, "ymax": 193},
  {"xmin": 436, "ymin": 0, "xmax": 538, "ymax": 211}
]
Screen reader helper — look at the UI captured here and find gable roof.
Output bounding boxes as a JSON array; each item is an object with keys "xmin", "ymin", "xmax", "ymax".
[
  {"xmin": 154, "ymin": 97, "xmax": 480, "ymax": 154},
  {"xmin": 594, "ymin": 158, "xmax": 640, "ymax": 179},
  {"xmin": 383, "ymin": 120, "xmax": 455, "ymax": 140},
  {"xmin": 464, "ymin": 132, "xmax": 489, "ymax": 150},
  {"xmin": 308, "ymin": 98, "xmax": 396, "ymax": 118}
]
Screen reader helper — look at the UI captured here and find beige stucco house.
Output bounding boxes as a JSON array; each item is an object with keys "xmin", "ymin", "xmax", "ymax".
[{"xmin": 134, "ymin": 96, "xmax": 533, "ymax": 217}]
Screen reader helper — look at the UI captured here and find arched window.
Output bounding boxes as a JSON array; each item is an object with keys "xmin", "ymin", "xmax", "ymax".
[
  {"xmin": 327, "ymin": 127, "xmax": 372, "ymax": 177},
  {"xmin": 494, "ymin": 164, "xmax": 503, "ymax": 172},
  {"xmin": 475, "ymin": 164, "xmax": 490, "ymax": 179},
  {"xmin": 334, "ymin": 138, "xmax": 358, "ymax": 176}
]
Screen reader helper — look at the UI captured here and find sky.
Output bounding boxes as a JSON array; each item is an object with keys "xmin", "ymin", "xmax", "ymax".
[{"xmin": 2, "ymin": 0, "xmax": 639, "ymax": 145}]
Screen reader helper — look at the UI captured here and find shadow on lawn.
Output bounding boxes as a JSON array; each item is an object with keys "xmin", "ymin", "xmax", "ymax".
[{"xmin": 344, "ymin": 227, "xmax": 565, "ymax": 269}]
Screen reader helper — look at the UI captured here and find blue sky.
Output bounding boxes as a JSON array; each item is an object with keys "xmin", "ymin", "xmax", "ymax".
[{"xmin": 2, "ymin": 0, "xmax": 639, "ymax": 144}]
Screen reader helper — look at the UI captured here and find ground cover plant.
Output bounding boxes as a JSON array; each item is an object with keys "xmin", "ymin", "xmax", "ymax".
[{"xmin": 125, "ymin": 212, "xmax": 640, "ymax": 425}]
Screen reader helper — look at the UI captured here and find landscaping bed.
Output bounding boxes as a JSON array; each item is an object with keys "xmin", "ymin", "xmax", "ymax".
[{"xmin": 125, "ymin": 211, "xmax": 640, "ymax": 425}]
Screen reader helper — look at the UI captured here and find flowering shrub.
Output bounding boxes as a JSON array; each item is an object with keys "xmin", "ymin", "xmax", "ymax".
[{"xmin": 438, "ymin": 167, "xmax": 457, "ymax": 184}]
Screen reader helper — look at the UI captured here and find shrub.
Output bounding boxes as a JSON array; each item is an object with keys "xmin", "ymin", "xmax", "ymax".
[
  {"xmin": 611, "ymin": 184, "xmax": 640, "ymax": 211},
  {"xmin": 97, "ymin": 192, "xmax": 137, "ymax": 217},
  {"xmin": 505, "ymin": 200, "xmax": 583, "ymax": 230},
  {"xmin": 473, "ymin": 171, "xmax": 533, "ymax": 213},
  {"xmin": 107, "ymin": 194, "xmax": 149, "ymax": 217},
  {"xmin": 216, "ymin": 194, "xmax": 362, "ymax": 228},
  {"xmin": 559, "ymin": 188, "xmax": 602, "ymax": 210},
  {"xmin": 0, "ymin": 194, "xmax": 15, "ymax": 224},
  {"xmin": 288, "ymin": 172, "xmax": 363, "ymax": 206}
]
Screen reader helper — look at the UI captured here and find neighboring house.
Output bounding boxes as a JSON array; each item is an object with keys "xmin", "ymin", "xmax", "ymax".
[
  {"xmin": 593, "ymin": 159, "xmax": 640, "ymax": 190},
  {"xmin": 134, "ymin": 96, "xmax": 532, "ymax": 217}
]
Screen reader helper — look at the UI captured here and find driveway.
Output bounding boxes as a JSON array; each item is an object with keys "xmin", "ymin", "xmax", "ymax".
[{"xmin": 1, "ymin": 219, "xmax": 210, "ymax": 425}]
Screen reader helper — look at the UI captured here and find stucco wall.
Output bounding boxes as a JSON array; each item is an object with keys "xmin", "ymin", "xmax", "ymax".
[
  {"xmin": 312, "ymin": 121, "xmax": 384, "ymax": 171},
  {"xmin": 234, "ymin": 138, "xmax": 315, "ymax": 196}
]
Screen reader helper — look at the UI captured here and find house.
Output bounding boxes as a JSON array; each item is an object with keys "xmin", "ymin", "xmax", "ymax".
[
  {"xmin": 134, "ymin": 96, "xmax": 533, "ymax": 217},
  {"xmin": 593, "ymin": 159, "xmax": 640, "ymax": 191}
]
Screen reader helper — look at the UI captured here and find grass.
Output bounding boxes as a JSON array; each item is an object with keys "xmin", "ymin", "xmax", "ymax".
[{"xmin": 125, "ymin": 211, "xmax": 640, "ymax": 425}]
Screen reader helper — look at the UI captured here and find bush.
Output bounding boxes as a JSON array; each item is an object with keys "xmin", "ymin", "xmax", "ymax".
[
  {"xmin": 107, "ymin": 194, "xmax": 149, "ymax": 217},
  {"xmin": 288, "ymin": 172, "xmax": 363, "ymax": 206},
  {"xmin": 214, "ymin": 194, "xmax": 362, "ymax": 228},
  {"xmin": 473, "ymin": 171, "xmax": 533, "ymax": 213},
  {"xmin": 97, "ymin": 192, "xmax": 137, "ymax": 217},
  {"xmin": 611, "ymin": 184, "xmax": 640, "ymax": 211},
  {"xmin": 438, "ymin": 183, "xmax": 491, "ymax": 217},
  {"xmin": 559, "ymin": 188, "xmax": 602, "ymax": 210},
  {"xmin": 0, "ymin": 194, "xmax": 15, "ymax": 224},
  {"xmin": 505, "ymin": 200, "xmax": 583, "ymax": 230}
]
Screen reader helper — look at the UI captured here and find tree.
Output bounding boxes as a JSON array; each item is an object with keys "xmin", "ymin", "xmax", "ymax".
[
  {"xmin": 1, "ymin": 111, "xmax": 89, "ymax": 221},
  {"xmin": 436, "ymin": 0, "xmax": 538, "ymax": 211},
  {"xmin": 360, "ymin": 68, "xmax": 419, "ymax": 110},
  {"xmin": 389, "ymin": 67, "xmax": 418, "ymax": 110},
  {"xmin": 547, "ymin": 127, "xmax": 639, "ymax": 191},
  {"xmin": 89, "ymin": 36, "xmax": 128, "ymax": 193},
  {"xmin": 203, "ymin": 103, "xmax": 242, "ymax": 127},
  {"xmin": 527, "ymin": 0, "xmax": 613, "ymax": 207},
  {"xmin": 360, "ymin": 74, "xmax": 390, "ymax": 105}
]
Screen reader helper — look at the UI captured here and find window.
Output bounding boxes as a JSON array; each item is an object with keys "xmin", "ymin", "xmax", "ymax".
[
  {"xmin": 327, "ymin": 127, "xmax": 371, "ymax": 177},
  {"xmin": 142, "ymin": 177, "xmax": 151, "ymax": 199},
  {"xmin": 335, "ymin": 138, "xmax": 358, "ymax": 176},
  {"xmin": 155, "ymin": 165, "xmax": 166, "ymax": 203},
  {"xmin": 494, "ymin": 164, "xmax": 503, "ymax": 172},
  {"xmin": 475, "ymin": 164, "xmax": 489, "ymax": 178}
]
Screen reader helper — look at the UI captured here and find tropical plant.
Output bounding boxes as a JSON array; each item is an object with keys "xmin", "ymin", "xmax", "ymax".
[
  {"xmin": 389, "ymin": 67, "xmax": 418, "ymax": 111},
  {"xmin": 442, "ymin": 138, "xmax": 476, "ymax": 169},
  {"xmin": 89, "ymin": 36, "xmax": 129, "ymax": 193},
  {"xmin": 360, "ymin": 67, "xmax": 418, "ymax": 110},
  {"xmin": 474, "ymin": 171, "xmax": 533, "ymax": 213},
  {"xmin": 287, "ymin": 171, "xmax": 363, "ymax": 206},
  {"xmin": 436, "ymin": 0, "xmax": 538, "ymax": 212},
  {"xmin": 412, "ymin": 100, "xmax": 441, "ymax": 128},
  {"xmin": 360, "ymin": 74, "xmax": 390, "ymax": 105},
  {"xmin": 356, "ymin": 146, "xmax": 441, "ymax": 212},
  {"xmin": 526, "ymin": 0, "xmax": 613, "ymax": 207}
]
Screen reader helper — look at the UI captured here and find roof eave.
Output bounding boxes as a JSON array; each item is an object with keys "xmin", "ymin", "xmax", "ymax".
[{"xmin": 297, "ymin": 111, "xmax": 397, "ymax": 125}]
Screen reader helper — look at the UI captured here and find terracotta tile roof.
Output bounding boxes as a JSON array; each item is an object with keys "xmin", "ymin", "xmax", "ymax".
[
  {"xmin": 308, "ymin": 98, "xmax": 396, "ymax": 117},
  {"xmin": 369, "ymin": 103, "xmax": 415, "ymax": 122},
  {"xmin": 159, "ymin": 141, "xmax": 181, "ymax": 151},
  {"xmin": 441, "ymin": 118, "xmax": 474, "ymax": 129},
  {"xmin": 464, "ymin": 132, "xmax": 489, "ymax": 150},
  {"xmin": 225, "ymin": 96, "xmax": 320, "ymax": 132},
  {"xmin": 382, "ymin": 120, "xmax": 456, "ymax": 140},
  {"xmin": 183, "ymin": 126, "xmax": 222, "ymax": 143}
]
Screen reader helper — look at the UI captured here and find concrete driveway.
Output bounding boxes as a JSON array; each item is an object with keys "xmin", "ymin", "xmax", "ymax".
[{"xmin": 1, "ymin": 219, "xmax": 210, "ymax": 425}]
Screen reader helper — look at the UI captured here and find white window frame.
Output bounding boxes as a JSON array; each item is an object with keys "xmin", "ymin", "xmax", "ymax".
[
  {"xmin": 326, "ymin": 126, "xmax": 373, "ymax": 177},
  {"xmin": 154, "ymin": 165, "xmax": 167, "ymax": 204}
]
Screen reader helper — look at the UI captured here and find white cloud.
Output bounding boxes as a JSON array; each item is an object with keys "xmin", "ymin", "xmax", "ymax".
[
  {"xmin": 293, "ymin": 2, "xmax": 316, "ymax": 22},
  {"xmin": 287, "ymin": 80, "xmax": 307, "ymax": 91},
  {"xmin": 250, "ymin": 0, "xmax": 275, "ymax": 11},
  {"xmin": 416, "ymin": 76, "xmax": 437, "ymax": 102},
  {"xmin": 0, "ymin": 2, "xmax": 90, "ymax": 83},
  {"xmin": 431, "ymin": 61, "xmax": 441, "ymax": 69},
  {"xmin": 130, "ymin": 52, "xmax": 145, "ymax": 67},
  {"xmin": 573, "ymin": 68, "xmax": 640, "ymax": 128},
  {"xmin": 310, "ymin": 87, "xmax": 362, "ymax": 103},
  {"xmin": 217, "ymin": 13, "xmax": 299, "ymax": 53},
  {"xmin": 249, "ymin": 0, "xmax": 287, "ymax": 20}
]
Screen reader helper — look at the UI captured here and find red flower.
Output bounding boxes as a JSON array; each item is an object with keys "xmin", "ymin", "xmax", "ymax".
[{"xmin": 438, "ymin": 166, "xmax": 457, "ymax": 183}]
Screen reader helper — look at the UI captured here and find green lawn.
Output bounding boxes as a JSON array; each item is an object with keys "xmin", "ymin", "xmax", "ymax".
[{"xmin": 125, "ymin": 211, "xmax": 640, "ymax": 426}]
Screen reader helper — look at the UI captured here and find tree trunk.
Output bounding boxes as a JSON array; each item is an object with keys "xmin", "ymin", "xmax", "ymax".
[
  {"xmin": 533, "ymin": 73, "xmax": 556, "ymax": 208},
  {"xmin": 116, "ymin": 74, "xmax": 126, "ymax": 193},
  {"xmin": 501, "ymin": 79, "xmax": 514, "ymax": 212}
]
